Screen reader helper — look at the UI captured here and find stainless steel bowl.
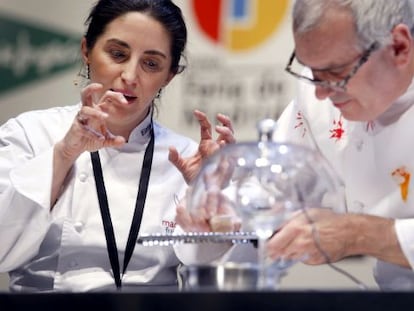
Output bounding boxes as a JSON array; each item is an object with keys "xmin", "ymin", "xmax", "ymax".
[{"xmin": 178, "ymin": 262, "xmax": 264, "ymax": 291}]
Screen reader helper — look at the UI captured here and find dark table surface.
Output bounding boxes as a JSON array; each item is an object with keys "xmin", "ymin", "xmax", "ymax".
[{"xmin": 1, "ymin": 290, "xmax": 413, "ymax": 311}]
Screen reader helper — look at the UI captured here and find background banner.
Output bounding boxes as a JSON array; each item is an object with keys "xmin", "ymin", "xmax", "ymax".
[
  {"xmin": 0, "ymin": 13, "xmax": 80, "ymax": 94},
  {"xmin": 0, "ymin": 0, "xmax": 295, "ymax": 141}
]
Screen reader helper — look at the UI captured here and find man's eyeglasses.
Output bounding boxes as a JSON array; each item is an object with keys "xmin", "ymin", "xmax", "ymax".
[{"xmin": 285, "ymin": 42, "xmax": 380, "ymax": 92}]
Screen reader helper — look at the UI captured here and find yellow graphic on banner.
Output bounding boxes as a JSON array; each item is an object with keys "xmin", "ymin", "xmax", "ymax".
[
  {"xmin": 227, "ymin": 0, "xmax": 289, "ymax": 50},
  {"xmin": 192, "ymin": 0, "xmax": 290, "ymax": 51}
]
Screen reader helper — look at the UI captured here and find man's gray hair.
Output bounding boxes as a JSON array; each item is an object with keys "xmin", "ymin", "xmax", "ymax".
[{"xmin": 292, "ymin": 0, "xmax": 414, "ymax": 50}]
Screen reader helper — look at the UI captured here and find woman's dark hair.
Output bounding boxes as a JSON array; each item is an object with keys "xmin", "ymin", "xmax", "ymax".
[{"xmin": 84, "ymin": 0, "xmax": 187, "ymax": 74}]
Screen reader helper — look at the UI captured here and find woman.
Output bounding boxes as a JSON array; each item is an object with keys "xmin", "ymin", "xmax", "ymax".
[{"xmin": 0, "ymin": 0, "xmax": 234, "ymax": 292}]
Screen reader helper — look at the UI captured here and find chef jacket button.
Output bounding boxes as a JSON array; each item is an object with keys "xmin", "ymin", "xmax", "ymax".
[
  {"xmin": 79, "ymin": 172, "xmax": 88, "ymax": 182},
  {"xmin": 74, "ymin": 221, "xmax": 84, "ymax": 233},
  {"xmin": 69, "ymin": 260, "xmax": 78, "ymax": 268}
]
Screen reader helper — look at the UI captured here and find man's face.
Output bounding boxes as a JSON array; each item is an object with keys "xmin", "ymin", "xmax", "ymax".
[{"xmin": 293, "ymin": 9, "xmax": 401, "ymax": 122}]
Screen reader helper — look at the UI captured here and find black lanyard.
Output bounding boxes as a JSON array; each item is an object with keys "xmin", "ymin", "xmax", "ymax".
[{"xmin": 90, "ymin": 128, "xmax": 154, "ymax": 289}]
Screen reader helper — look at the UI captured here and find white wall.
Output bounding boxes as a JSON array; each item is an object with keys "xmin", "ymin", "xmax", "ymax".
[{"xmin": 0, "ymin": 0, "xmax": 378, "ymax": 292}]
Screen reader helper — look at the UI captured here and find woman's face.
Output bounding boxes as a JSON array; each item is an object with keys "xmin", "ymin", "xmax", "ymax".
[{"xmin": 82, "ymin": 12, "xmax": 175, "ymax": 130}]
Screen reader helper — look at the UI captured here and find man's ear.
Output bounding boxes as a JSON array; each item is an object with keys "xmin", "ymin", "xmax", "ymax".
[
  {"xmin": 80, "ymin": 37, "xmax": 89, "ymax": 64},
  {"xmin": 391, "ymin": 23, "xmax": 413, "ymax": 67}
]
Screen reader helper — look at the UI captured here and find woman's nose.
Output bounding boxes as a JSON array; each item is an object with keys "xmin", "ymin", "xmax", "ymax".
[{"xmin": 121, "ymin": 64, "xmax": 139, "ymax": 85}]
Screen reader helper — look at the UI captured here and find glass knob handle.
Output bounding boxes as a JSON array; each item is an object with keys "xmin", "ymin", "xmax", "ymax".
[{"xmin": 256, "ymin": 118, "xmax": 277, "ymax": 142}]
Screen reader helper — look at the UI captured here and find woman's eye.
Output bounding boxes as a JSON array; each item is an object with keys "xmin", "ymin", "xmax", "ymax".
[
  {"xmin": 110, "ymin": 50, "xmax": 126, "ymax": 59},
  {"xmin": 143, "ymin": 59, "xmax": 160, "ymax": 71}
]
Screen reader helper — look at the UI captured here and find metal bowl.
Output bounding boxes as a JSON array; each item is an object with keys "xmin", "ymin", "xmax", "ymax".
[{"xmin": 178, "ymin": 262, "xmax": 263, "ymax": 291}]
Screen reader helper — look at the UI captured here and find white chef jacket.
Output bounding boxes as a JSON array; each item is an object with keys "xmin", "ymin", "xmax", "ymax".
[
  {"xmin": 0, "ymin": 104, "xmax": 198, "ymax": 292},
  {"xmin": 274, "ymin": 77, "xmax": 414, "ymax": 290}
]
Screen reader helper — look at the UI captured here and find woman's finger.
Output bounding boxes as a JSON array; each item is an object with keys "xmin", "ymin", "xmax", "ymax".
[
  {"xmin": 216, "ymin": 113, "xmax": 234, "ymax": 134},
  {"xmin": 194, "ymin": 110, "xmax": 213, "ymax": 141},
  {"xmin": 81, "ymin": 83, "xmax": 103, "ymax": 107}
]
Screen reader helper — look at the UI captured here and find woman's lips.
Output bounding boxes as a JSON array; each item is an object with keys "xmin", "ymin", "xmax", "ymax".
[
  {"xmin": 110, "ymin": 89, "xmax": 137, "ymax": 104},
  {"xmin": 123, "ymin": 94, "xmax": 137, "ymax": 104}
]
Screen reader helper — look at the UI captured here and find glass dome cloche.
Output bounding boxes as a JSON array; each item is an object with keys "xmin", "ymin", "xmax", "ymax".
[
  {"xmin": 185, "ymin": 118, "xmax": 345, "ymax": 290},
  {"xmin": 187, "ymin": 118, "xmax": 345, "ymax": 234}
]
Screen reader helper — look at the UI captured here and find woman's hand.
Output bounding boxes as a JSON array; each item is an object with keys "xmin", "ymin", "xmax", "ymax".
[
  {"xmin": 175, "ymin": 188, "xmax": 241, "ymax": 233},
  {"xmin": 57, "ymin": 83, "xmax": 125, "ymax": 161},
  {"xmin": 51, "ymin": 83, "xmax": 126, "ymax": 208},
  {"xmin": 175, "ymin": 146, "xmax": 239, "ymax": 233},
  {"xmin": 169, "ymin": 109, "xmax": 235, "ymax": 184}
]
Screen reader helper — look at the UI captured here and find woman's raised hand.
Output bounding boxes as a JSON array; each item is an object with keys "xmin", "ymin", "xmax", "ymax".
[
  {"xmin": 57, "ymin": 83, "xmax": 125, "ymax": 161},
  {"xmin": 169, "ymin": 109, "xmax": 235, "ymax": 184}
]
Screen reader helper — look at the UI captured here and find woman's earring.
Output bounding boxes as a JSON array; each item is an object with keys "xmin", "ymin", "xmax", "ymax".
[
  {"xmin": 87, "ymin": 64, "xmax": 90, "ymax": 80},
  {"xmin": 73, "ymin": 63, "xmax": 90, "ymax": 87},
  {"xmin": 156, "ymin": 88, "xmax": 162, "ymax": 99}
]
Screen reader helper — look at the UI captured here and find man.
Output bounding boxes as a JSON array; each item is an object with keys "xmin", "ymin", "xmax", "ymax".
[{"xmin": 269, "ymin": 0, "xmax": 414, "ymax": 290}]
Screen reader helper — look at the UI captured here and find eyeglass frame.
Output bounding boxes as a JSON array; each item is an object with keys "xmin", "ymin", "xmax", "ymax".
[{"xmin": 285, "ymin": 41, "xmax": 380, "ymax": 91}]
